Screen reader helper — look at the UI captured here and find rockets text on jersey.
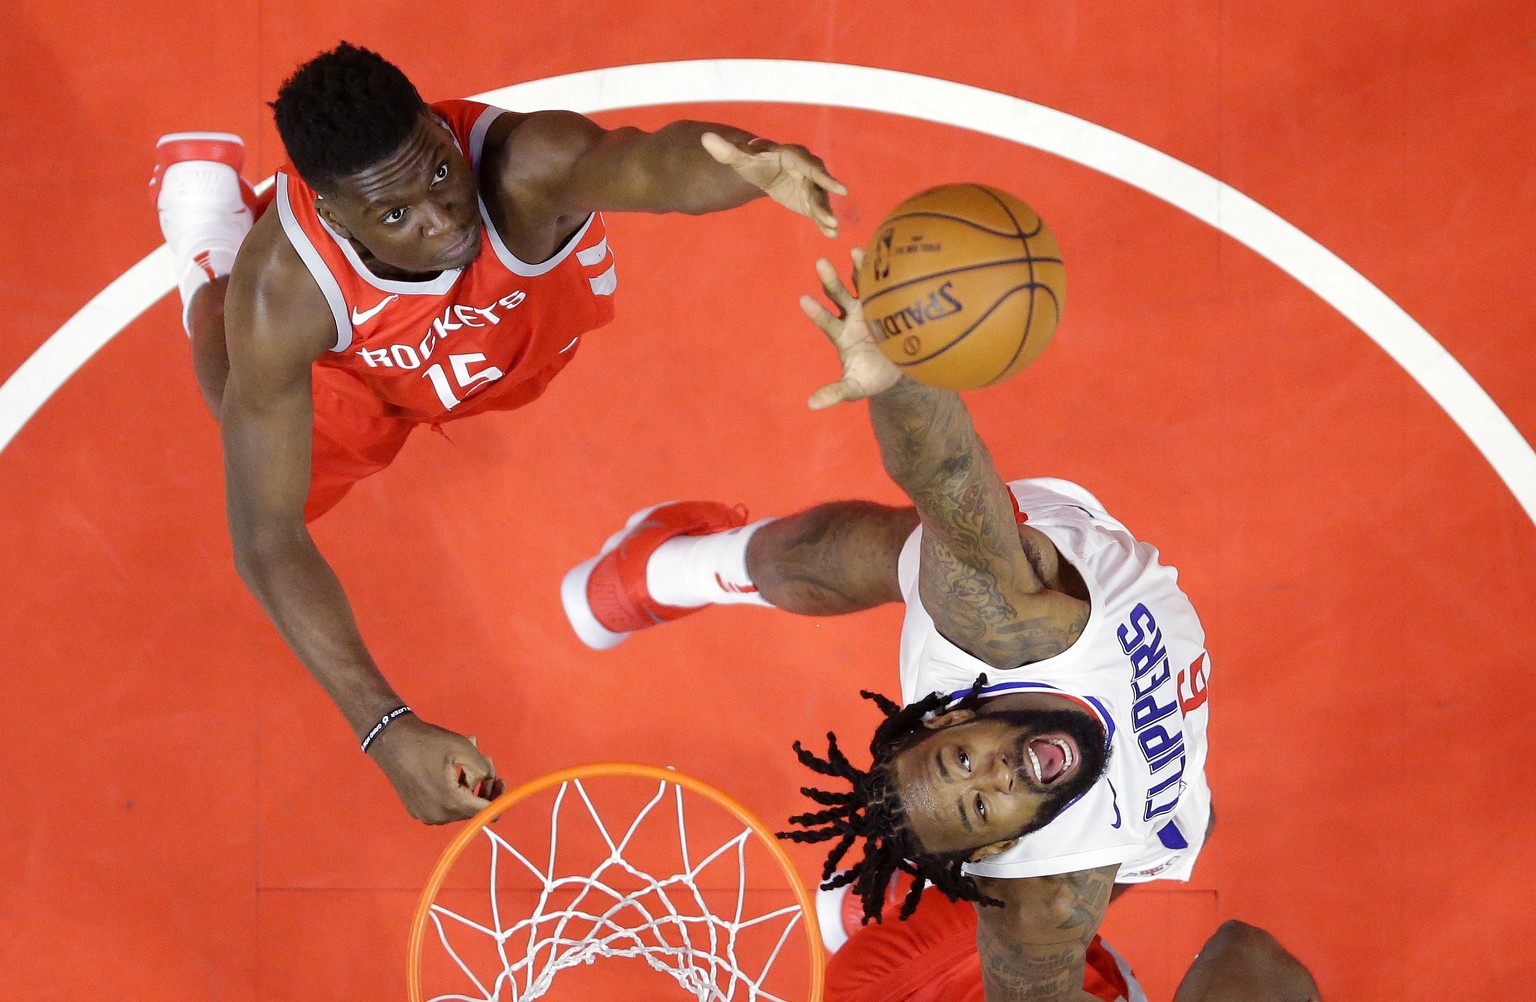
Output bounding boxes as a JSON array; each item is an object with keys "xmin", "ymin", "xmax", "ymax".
[
  {"xmin": 351, "ymin": 292, "xmax": 531, "ymax": 410},
  {"xmin": 275, "ymin": 99, "xmax": 617, "ymax": 423}
]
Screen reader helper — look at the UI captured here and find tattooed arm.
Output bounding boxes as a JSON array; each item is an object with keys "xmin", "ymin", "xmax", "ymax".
[
  {"xmin": 868, "ymin": 379, "xmax": 1088, "ymax": 668},
  {"xmin": 797, "ymin": 253, "xmax": 1087, "ymax": 667},
  {"xmin": 971, "ymin": 865, "xmax": 1118, "ymax": 1002}
]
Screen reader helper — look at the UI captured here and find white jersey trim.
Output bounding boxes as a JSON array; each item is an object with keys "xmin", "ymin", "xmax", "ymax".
[
  {"xmin": 962, "ymin": 833, "xmax": 1141, "ymax": 880},
  {"xmin": 588, "ymin": 263, "xmax": 617, "ymax": 296},
  {"xmin": 275, "ymin": 179, "xmax": 352, "ymax": 353},
  {"xmin": 325, "ymin": 225, "xmax": 464, "ymax": 297},
  {"xmin": 468, "ymin": 105, "xmax": 599, "ymax": 277},
  {"xmin": 1100, "ymin": 939, "xmax": 1150, "ymax": 1002}
]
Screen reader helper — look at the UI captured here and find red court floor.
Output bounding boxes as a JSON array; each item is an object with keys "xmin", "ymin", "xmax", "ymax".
[{"xmin": 3, "ymin": 2, "xmax": 1534, "ymax": 999}]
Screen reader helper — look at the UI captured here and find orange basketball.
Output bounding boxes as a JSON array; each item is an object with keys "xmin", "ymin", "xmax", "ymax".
[{"xmin": 857, "ymin": 183, "xmax": 1066, "ymax": 390}]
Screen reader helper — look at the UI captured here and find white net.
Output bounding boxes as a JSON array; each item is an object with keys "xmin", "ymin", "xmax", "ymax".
[{"xmin": 417, "ymin": 771, "xmax": 816, "ymax": 1002}]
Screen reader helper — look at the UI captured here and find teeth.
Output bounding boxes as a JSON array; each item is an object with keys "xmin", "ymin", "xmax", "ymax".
[
  {"xmin": 1026, "ymin": 746, "xmax": 1042, "ymax": 783},
  {"xmin": 1050, "ymin": 738, "xmax": 1075, "ymax": 772}
]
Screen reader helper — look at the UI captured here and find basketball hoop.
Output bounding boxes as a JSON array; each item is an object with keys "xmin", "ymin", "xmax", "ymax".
[{"xmin": 409, "ymin": 763, "xmax": 825, "ymax": 1001}]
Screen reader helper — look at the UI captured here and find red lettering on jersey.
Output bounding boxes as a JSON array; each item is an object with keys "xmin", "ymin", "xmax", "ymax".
[
  {"xmin": 1008, "ymin": 488, "xmax": 1028, "ymax": 523},
  {"xmin": 1177, "ymin": 653, "xmax": 1210, "ymax": 714}
]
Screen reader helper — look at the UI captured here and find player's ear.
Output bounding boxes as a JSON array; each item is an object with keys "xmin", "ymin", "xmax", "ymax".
[
  {"xmin": 967, "ymin": 838, "xmax": 1019, "ymax": 862},
  {"xmin": 315, "ymin": 196, "xmax": 353, "ymax": 240},
  {"xmin": 922, "ymin": 708, "xmax": 976, "ymax": 730}
]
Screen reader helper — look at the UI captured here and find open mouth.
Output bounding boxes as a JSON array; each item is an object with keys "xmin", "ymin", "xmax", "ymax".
[{"xmin": 1025, "ymin": 734, "xmax": 1078, "ymax": 786}]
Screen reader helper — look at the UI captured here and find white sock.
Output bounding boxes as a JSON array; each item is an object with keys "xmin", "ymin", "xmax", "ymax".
[
  {"xmin": 177, "ymin": 246, "xmax": 239, "ymax": 334},
  {"xmin": 157, "ymin": 161, "xmax": 252, "ymax": 334},
  {"xmin": 647, "ymin": 518, "xmax": 776, "ymax": 608}
]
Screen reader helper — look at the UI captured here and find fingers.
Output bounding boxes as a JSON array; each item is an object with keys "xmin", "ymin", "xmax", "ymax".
[
  {"xmin": 428, "ymin": 749, "xmax": 497, "ymax": 825},
  {"xmin": 815, "ymin": 257, "xmax": 858, "ymax": 314},
  {"xmin": 807, "ymin": 192, "xmax": 839, "ymax": 238},
  {"xmin": 774, "ymin": 144, "xmax": 847, "ymax": 196},
  {"xmin": 454, "ymin": 743, "xmax": 496, "ymax": 791},
  {"xmin": 774, "ymin": 146, "xmax": 844, "ymax": 237},
  {"xmin": 850, "ymin": 246, "xmax": 866, "ymax": 296},
  {"xmin": 799, "ymin": 294, "xmax": 844, "ymax": 342},
  {"xmin": 433, "ymin": 786, "xmax": 493, "ymax": 825},
  {"xmin": 705, "ymin": 133, "xmax": 843, "ymax": 237},
  {"xmin": 700, "ymin": 131, "xmax": 747, "ymax": 167},
  {"xmin": 808, "ymin": 380, "xmax": 858, "ymax": 411},
  {"xmin": 799, "ymin": 156, "xmax": 849, "ymax": 198}
]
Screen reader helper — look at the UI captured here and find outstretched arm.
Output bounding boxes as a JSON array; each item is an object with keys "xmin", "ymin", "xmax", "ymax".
[
  {"xmin": 972, "ymin": 866, "xmax": 1117, "ymax": 1002},
  {"xmin": 501, "ymin": 110, "xmax": 844, "ymax": 235},
  {"xmin": 220, "ymin": 227, "xmax": 502, "ymax": 824},
  {"xmin": 799, "ymin": 255, "xmax": 1087, "ymax": 667}
]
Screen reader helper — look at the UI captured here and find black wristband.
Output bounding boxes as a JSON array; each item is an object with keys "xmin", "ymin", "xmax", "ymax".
[{"xmin": 360, "ymin": 705, "xmax": 413, "ymax": 753}]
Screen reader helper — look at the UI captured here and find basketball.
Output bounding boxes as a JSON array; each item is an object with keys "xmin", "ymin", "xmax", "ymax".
[{"xmin": 856, "ymin": 183, "xmax": 1066, "ymax": 390}]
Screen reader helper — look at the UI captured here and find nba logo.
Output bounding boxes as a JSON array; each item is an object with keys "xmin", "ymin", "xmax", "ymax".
[{"xmin": 872, "ymin": 227, "xmax": 894, "ymax": 281}]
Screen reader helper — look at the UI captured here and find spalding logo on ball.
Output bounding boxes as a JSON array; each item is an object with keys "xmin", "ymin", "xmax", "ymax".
[{"xmin": 857, "ymin": 183, "xmax": 1065, "ymax": 390}]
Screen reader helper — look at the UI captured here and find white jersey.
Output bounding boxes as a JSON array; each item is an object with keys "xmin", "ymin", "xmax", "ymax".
[{"xmin": 897, "ymin": 478, "xmax": 1211, "ymax": 883}]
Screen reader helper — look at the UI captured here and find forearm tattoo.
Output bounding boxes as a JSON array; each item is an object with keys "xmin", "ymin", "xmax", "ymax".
[
  {"xmin": 871, "ymin": 380, "xmax": 1084, "ymax": 666},
  {"xmin": 975, "ymin": 867, "xmax": 1116, "ymax": 1002}
]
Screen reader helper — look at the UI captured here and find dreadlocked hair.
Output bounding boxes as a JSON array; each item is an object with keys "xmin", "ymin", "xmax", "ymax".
[
  {"xmin": 269, "ymin": 42, "xmax": 425, "ymax": 192},
  {"xmin": 777, "ymin": 675, "xmax": 1005, "ymax": 925}
]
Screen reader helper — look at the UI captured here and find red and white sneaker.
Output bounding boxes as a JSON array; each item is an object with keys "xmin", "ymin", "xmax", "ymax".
[
  {"xmin": 151, "ymin": 133, "xmax": 262, "ymax": 330},
  {"xmin": 562, "ymin": 501, "xmax": 748, "ymax": 650},
  {"xmin": 816, "ymin": 871, "xmax": 921, "ymax": 952},
  {"xmin": 149, "ymin": 132, "xmax": 259, "ymax": 213}
]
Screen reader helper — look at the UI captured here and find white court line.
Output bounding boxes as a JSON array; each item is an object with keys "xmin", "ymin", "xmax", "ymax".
[{"xmin": 4, "ymin": 59, "xmax": 1531, "ymax": 525}]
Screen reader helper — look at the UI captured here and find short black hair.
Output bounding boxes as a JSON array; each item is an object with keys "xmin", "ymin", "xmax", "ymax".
[
  {"xmin": 269, "ymin": 41, "xmax": 425, "ymax": 191},
  {"xmin": 778, "ymin": 677, "xmax": 1004, "ymax": 924}
]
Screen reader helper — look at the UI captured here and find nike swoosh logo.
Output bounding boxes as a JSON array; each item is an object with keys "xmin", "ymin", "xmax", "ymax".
[{"xmin": 350, "ymin": 294, "xmax": 399, "ymax": 326}]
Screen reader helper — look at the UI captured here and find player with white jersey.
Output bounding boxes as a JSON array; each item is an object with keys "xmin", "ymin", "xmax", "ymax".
[
  {"xmin": 150, "ymin": 42, "xmax": 845, "ymax": 827},
  {"xmin": 895, "ymin": 476, "xmax": 1212, "ymax": 886},
  {"xmin": 561, "ymin": 254, "xmax": 1216, "ymax": 1002}
]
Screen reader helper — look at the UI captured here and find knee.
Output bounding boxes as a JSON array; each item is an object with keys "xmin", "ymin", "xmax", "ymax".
[{"xmin": 189, "ymin": 275, "xmax": 230, "ymax": 329}]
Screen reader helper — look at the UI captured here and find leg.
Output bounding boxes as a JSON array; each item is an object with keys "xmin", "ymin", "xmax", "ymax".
[
  {"xmin": 563, "ymin": 498, "xmax": 918, "ymax": 649},
  {"xmin": 747, "ymin": 501, "xmax": 919, "ymax": 614},
  {"xmin": 150, "ymin": 132, "xmax": 255, "ymax": 416},
  {"xmin": 1172, "ymin": 921, "xmax": 1322, "ymax": 1002},
  {"xmin": 187, "ymin": 276, "xmax": 231, "ymax": 416}
]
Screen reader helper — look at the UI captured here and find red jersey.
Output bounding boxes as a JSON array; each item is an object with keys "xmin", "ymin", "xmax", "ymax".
[{"xmin": 274, "ymin": 99, "xmax": 617, "ymax": 423}]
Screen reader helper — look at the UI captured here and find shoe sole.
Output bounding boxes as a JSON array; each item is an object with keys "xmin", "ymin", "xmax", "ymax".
[
  {"xmin": 815, "ymin": 881, "xmax": 852, "ymax": 954},
  {"xmin": 560, "ymin": 501, "xmax": 676, "ymax": 651},
  {"xmin": 151, "ymin": 133, "xmax": 252, "ymax": 210},
  {"xmin": 155, "ymin": 131, "xmax": 245, "ymax": 165}
]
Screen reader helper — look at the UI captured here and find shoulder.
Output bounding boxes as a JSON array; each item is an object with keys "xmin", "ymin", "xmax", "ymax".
[
  {"xmin": 482, "ymin": 109, "xmax": 617, "ymax": 195},
  {"xmin": 224, "ymin": 210, "xmax": 335, "ymax": 371}
]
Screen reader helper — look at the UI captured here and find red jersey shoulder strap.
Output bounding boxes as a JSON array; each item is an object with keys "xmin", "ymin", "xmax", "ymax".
[{"xmin": 273, "ymin": 174, "xmax": 352, "ymax": 351}]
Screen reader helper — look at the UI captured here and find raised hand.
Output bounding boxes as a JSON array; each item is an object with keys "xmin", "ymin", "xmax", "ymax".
[
  {"xmin": 799, "ymin": 249, "xmax": 903, "ymax": 409},
  {"xmin": 365, "ymin": 714, "xmax": 506, "ymax": 824},
  {"xmin": 701, "ymin": 132, "xmax": 846, "ymax": 237}
]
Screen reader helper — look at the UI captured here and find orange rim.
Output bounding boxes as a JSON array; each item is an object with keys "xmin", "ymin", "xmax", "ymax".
[{"xmin": 407, "ymin": 761, "xmax": 825, "ymax": 1002}]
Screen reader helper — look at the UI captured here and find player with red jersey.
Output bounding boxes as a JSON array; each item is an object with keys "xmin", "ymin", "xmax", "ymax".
[
  {"xmin": 266, "ymin": 96, "xmax": 622, "ymax": 519},
  {"xmin": 151, "ymin": 42, "xmax": 845, "ymax": 824}
]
